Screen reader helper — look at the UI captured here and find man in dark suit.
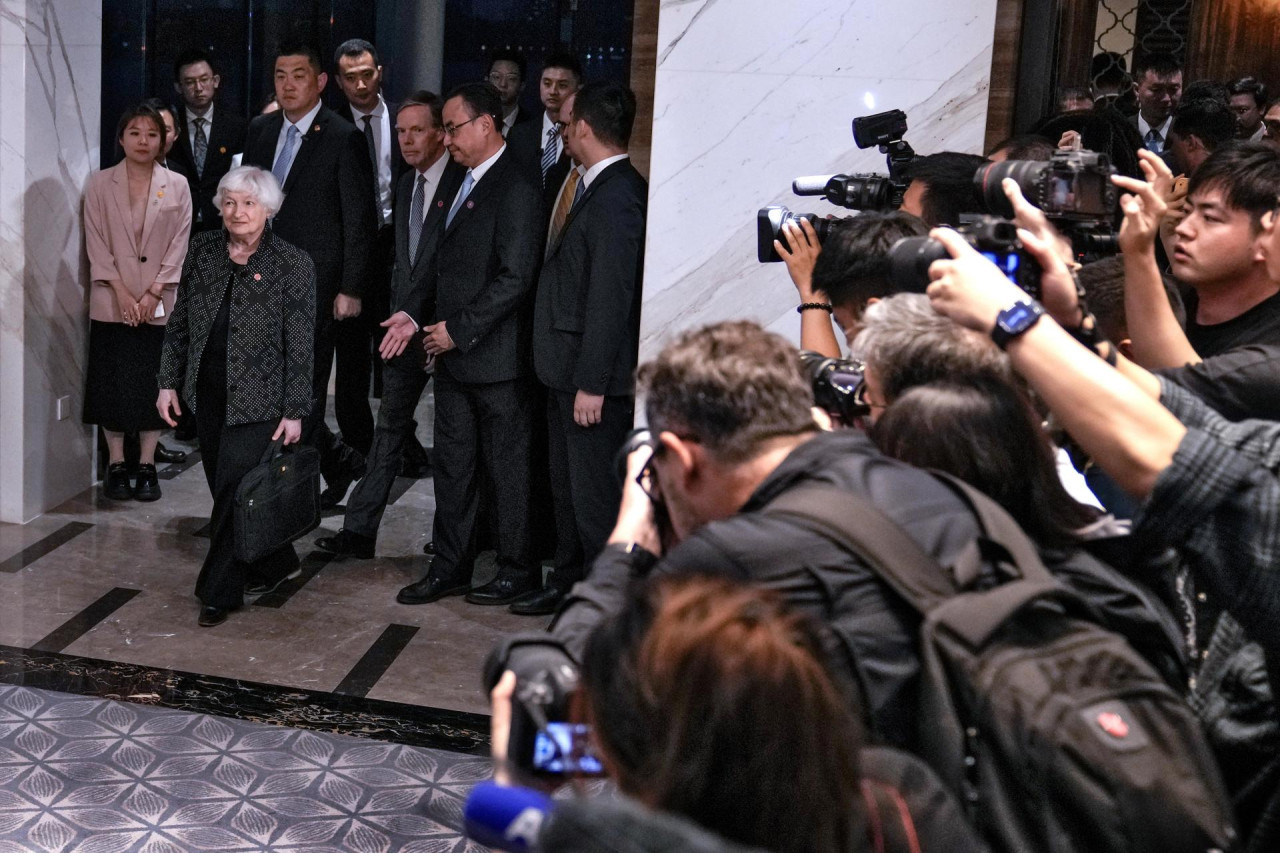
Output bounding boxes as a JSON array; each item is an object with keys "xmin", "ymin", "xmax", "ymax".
[
  {"xmin": 317, "ymin": 91, "xmax": 465, "ymax": 560},
  {"xmin": 396, "ymin": 82, "xmax": 543, "ymax": 606},
  {"xmin": 330, "ymin": 38, "xmax": 408, "ymax": 465},
  {"xmin": 512, "ymin": 83, "xmax": 647, "ymax": 615},
  {"xmin": 506, "ymin": 51, "xmax": 582, "ymax": 212},
  {"xmin": 168, "ymin": 48, "xmax": 248, "ymax": 233},
  {"xmin": 241, "ymin": 40, "xmax": 377, "ymax": 501},
  {"xmin": 486, "ymin": 48, "xmax": 535, "ymax": 138},
  {"xmin": 1131, "ymin": 53, "xmax": 1182, "ymax": 157}
]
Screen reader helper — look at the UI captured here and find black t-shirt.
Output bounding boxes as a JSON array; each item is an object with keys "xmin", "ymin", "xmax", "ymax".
[
  {"xmin": 1158, "ymin": 345, "xmax": 1280, "ymax": 422},
  {"xmin": 1184, "ymin": 288, "xmax": 1280, "ymax": 356}
]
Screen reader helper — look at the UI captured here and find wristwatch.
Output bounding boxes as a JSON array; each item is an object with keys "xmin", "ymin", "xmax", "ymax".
[{"xmin": 990, "ymin": 300, "xmax": 1044, "ymax": 350}]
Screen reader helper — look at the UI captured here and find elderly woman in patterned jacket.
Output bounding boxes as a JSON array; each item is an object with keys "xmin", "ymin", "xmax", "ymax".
[{"xmin": 157, "ymin": 166, "xmax": 315, "ymax": 628}]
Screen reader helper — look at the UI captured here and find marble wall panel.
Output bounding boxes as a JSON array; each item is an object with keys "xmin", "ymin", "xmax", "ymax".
[
  {"xmin": 639, "ymin": 0, "xmax": 1000, "ymax": 357},
  {"xmin": 0, "ymin": 0, "xmax": 100, "ymax": 523}
]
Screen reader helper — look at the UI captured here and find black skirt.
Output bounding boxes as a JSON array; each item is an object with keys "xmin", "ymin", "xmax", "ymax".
[{"xmin": 83, "ymin": 320, "xmax": 169, "ymax": 432}]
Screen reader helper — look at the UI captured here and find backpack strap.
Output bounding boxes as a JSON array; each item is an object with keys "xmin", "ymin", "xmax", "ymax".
[
  {"xmin": 926, "ymin": 470, "xmax": 1054, "ymax": 584},
  {"xmin": 859, "ymin": 779, "xmax": 923, "ymax": 853},
  {"xmin": 765, "ymin": 485, "xmax": 956, "ymax": 616}
]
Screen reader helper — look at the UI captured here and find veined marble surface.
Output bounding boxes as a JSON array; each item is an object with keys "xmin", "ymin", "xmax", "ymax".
[
  {"xmin": 0, "ymin": 1, "xmax": 100, "ymax": 522},
  {"xmin": 639, "ymin": 0, "xmax": 999, "ymax": 357}
]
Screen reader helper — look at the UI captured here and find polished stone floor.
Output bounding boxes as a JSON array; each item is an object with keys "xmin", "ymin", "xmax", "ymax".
[{"xmin": 0, "ymin": 392, "xmax": 543, "ymax": 754}]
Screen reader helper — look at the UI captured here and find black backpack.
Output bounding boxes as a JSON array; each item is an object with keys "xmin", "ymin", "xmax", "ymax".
[{"xmin": 766, "ymin": 474, "xmax": 1236, "ymax": 853}]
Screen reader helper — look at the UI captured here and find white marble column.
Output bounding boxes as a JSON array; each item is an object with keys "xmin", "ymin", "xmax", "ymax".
[
  {"xmin": 639, "ymin": 0, "xmax": 999, "ymax": 357},
  {"xmin": 0, "ymin": 0, "xmax": 101, "ymax": 523}
]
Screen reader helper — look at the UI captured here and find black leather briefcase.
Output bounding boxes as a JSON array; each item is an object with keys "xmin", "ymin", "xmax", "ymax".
[{"xmin": 233, "ymin": 437, "xmax": 321, "ymax": 563}]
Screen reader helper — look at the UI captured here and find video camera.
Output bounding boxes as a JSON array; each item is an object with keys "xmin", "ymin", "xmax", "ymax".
[
  {"xmin": 887, "ymin": 216, "xmax": 1043, "ymax": 299},
  {"xmin": 757, "ymin": 109, "xmax": 916, "ymax": 262}
]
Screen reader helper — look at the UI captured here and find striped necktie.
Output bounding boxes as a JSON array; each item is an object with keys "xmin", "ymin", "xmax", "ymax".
[{"xmin": 541, "ymin": 125, "xmax": 559, "ymax": 186}]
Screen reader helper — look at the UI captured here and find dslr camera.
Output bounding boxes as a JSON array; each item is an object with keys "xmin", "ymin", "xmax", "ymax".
[
  {"xmin": 887, "ymin": 216, "xmax": 1042, "ymax": 299},
  {"xmin": 507, "ymin": 659, "xmax": 605, "ymax": 778},
  {"xmin": 801, "ymin": 351, "xmax": 871, "ymax": 426}
]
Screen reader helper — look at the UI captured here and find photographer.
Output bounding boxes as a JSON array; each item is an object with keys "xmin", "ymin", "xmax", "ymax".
[{"xmin": 898, "ymin": 152, "xmax": 990, "ymax": 226}]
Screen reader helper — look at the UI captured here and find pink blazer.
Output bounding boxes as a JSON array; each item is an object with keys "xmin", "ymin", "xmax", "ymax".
[{"xmin": 84, "ymin": 161, "xmax": 192, "ymax": 325}]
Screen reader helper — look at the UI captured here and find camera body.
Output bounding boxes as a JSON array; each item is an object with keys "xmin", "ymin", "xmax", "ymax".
[
  {"xmin": 800, "ymin": 351, "xmax": 871, "ymax": 425},
  {"xmin": 887, "ymin": 216, "xmax": 1042, "ymax": 299},
  {"xmin": 757, "ymin": 206, "xmax": 840, "ymax": 263},
  {"xmin": 507, "ymin": 661, "xmax": 604, "ymax": 778},
  {"xmin": 976, "ymin": 149, "xmax": 1117, "ymax": 222}
]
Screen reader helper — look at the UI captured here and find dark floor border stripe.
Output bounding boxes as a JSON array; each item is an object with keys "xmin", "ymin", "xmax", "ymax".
[
  {"xmin": 334, "ymin": 624, "xmax": 420, "ymax": 698},
  {"xmin": 0, "ymin": 522, "xmax": 94, "ymax": 574},
  {"xmin": 30, "ymin": 587, "xmax": 141, "ymax": 653},
  {"xmin": 158, "ymin": 449, "xmax": 203, "ymax": 481},
  {"xmin": 0, "ymin": 643, "xmax": 489, "ymax": 755},
  {"xmin": 251, "ymin": 549, "xmax": 335, "ymax": 609}
]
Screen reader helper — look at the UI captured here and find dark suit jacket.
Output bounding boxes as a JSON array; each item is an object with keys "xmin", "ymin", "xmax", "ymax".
[
  {"xmin": 430, "ymin": 149, "xmax": 543, "ymax": 385},
  {"xmin": 506, "ymin": 114, "xmax": 572, "ymax": 213},
  {"xmin": 158, "ymin": 228, "xmax": 316, "ymax": 424},
  {"xmin": 502, "ymin": 105, "xmax": 536, "ymax": 137},
  {"xmin": 168, "ymin": 106, "xmax": 248, "ymax": 231},
  {"xmin": 390, "ymin": 156, "xmax": 467, "ymax": 326},
  {"xmin": 242, "ymin": 105, "xmax": 377, "ymax": 302},
  {"xmin": 534, "ymin": 158, "xmax": 647, "ymax": 397},
  {"xmin": 335, "ymin": 98, "xmax": 408, "ymax": 217}
]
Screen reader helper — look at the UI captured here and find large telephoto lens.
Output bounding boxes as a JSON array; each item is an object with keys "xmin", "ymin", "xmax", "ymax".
[
  {"xmin": 974, "ymin": 159, "xmax": 1047, "ymax": 219},
  {"xmin": 886, "ymin": 235, "xmax": 950, "ymax": 294}
]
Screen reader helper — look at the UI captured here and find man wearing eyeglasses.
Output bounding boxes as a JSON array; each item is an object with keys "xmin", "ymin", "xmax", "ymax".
[
  {"xmin": 169, "ymin": 48, "xmax": 247, "ymax": 233},
  {"xmin": 487, "ymin": 49, "xmax": 535, "ymax": 138},
  {"xmin": 395, "ymin": 82, "xmax": 544, "ymax": 608}
]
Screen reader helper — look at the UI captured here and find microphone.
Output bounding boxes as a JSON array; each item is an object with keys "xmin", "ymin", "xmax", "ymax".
[
  {"xmin": 792, "ymin": 174, "xmax": 838, "ymax": 196},
  {"xmin": 464, "ymin": 782, "xmax": 555, "ymax": 852}
]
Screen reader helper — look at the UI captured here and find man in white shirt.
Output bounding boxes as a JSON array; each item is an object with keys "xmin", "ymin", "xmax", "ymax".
[{"xmin": 506, "ymin": 51, "xmax": 583, "ymax": 211}]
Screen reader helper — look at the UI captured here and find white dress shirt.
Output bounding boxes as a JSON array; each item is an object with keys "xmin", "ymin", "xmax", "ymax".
[
  {"xmin": 350, "ymin": 95, "xmax": 394, "ymax": 224},
  {"xmin": 580, "ymin": 153, "xmax": 630, "ymax": 192},
  {"xmin": 271, "ymin": 101, "xmax": 324, "ymax": 183},
  {"xmin": 1137, "ymin": 113, "xmax": 1173, "ymax": 149}
]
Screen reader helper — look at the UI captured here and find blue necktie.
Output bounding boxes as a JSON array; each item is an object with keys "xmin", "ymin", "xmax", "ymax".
[
  {"xmin": 446, "ymin": 170, "xmax": 475, "ymax": 229},
  {"xmin": 1145, "ymin": 128, "xmax": 1163, "ymax": 154},
  {"xmin": 541, "ymin": 125, "xmax": 559, "ymax": 186},
  {"xmin": 272, "ymin": 124, "xmax": 300, "ymax": 187},
  {"xmin": 571, "ymin": 175, "xmax": 586, "ymax": 209}
]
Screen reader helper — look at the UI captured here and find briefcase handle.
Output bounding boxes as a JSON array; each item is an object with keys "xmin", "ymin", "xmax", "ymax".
[{"xmin": 258, "ymin": 436, "xmax": 297, "ymax": 465}]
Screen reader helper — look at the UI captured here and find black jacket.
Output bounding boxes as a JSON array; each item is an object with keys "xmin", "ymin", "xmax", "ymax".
[
  {"xmin": 158, "ymin": 228, "xmax": 315, "ymax": 425},
  {"xmin": 534, "ymin": 158, "xmax": 647, "ymax": 397},
  {"xmin": 430, "ymin": 148, "xmax": 544, "ymax": 385},
  {"xmin": 390, "ymin": 157, "xmax": 467, "ymax": 327},
  {"xmin": 168, "ymin": 106, "xmax": 248, "ymax": 231},
  {"xmin": 242, "ymin": 105, "xmax": 377, "ymax": 301},
  {"xmin": 507, "ymin": 114, "xmax": 572, "ymax": 213},
  {"xmin": 335, "ymin": 99, "xmax": 407, "ymax": 217}
]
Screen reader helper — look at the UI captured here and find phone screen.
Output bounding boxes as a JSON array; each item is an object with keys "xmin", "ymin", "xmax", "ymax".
[{"xmin": 531, "ymin": 722, "xmax": 604, "ymax": 776}]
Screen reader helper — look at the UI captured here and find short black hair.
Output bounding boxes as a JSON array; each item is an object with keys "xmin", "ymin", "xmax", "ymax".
[
  {"xmin": 1228, "ymin": 76, "xmax": 1269, "ymax": 109},
  {"xmin": 1187, "ymin": 141, "xmax": 1280, "ymax": 231},
  {"xmin": 173, "ymin": 47, "xmax": 216, "ymax": 82},
  {"xmin": 397, "ymin": 90, "xmax": 444, "ymax": 129},
  {"xmin": 1134, "ymin": 52, "xmax": 1182, "ymax": 80},
  {"xmin": 115, "ymin": 102, "xmax": 166, "ymax": 151},
  {"xmin": 542, "ymin": 50, "xmax": 584, "ymax": 83},
  {"xmin": 902, "ymin": 152, "xmax": 989, "ymax": 227},
  {"xmin": 1077, "ymin": 256, "xmax": 1185, "ymax": 342},
  {"xmin": 141, "ymin": 96, "xmax": 177, "ymax": 128},
  {"xmin": 334, "ymin": 38, "xmax": 379, "ymax": 68},
  {"xmin": 571, "ymin": 81, "xmax": 636, "ymax": 148},
  {"xmin": 1182, "ymin": 79, "xmax": 1229, "ymax": 107},
  {"xmin": 445, "ymin": 81, "xmax": 503, "ymax": 130},
  {"xmin": 276, "ymin": 39, "xmax": 324, "ymax": 74},
  {"xmin": 1171, "ymin": 99, "xmax": 1239, "ymax": 153},
  {"xmin": 810, "ymin": 211, "xmax": 930, "ymax": 312},
  {"xmin": 487, "ymin": 48, "xmax": 526, "ymax": 82},
  {"xmin": 987, "ymin": 135, "xmax": 1055, "ymax": 161}
]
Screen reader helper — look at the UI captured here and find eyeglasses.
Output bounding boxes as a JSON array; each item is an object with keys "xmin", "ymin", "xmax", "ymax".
[
  {"xmin": 181, "ymin": 75, "xmax": 214, "ymax": 89},
  {"xmin": 441, "ymin": 116, "xmax": 479, "ymax": 137},
  {"xmin": 487, "ymin": 73, "xmax": 520, "ymax": 85},
  {"xmin": 636, "ymin": 444, "xmax": 663, "ymax": 505}
]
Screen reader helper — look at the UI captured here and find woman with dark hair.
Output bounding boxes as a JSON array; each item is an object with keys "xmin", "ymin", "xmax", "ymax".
[
  {"xmin": 83, "ymin": 102, "xmax": 192, "ymax": 502},
  {"xmin": 157, "ymin": 166, "xmax": 314, "ymax": 627}
]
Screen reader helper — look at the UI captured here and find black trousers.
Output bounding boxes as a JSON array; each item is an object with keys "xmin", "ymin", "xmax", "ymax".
[
  {"xmin": 367, "ymin": 225, "xmax": 395, "ymax": 399},
  {"xmin": 304, "ymin": 306, "xmax": 375, "ymax": 461},
  {"xmin": 344, "ymin": 355, "xmax": 430, "ymax": 539},
  {"xmin": 545, "ymin": 389, "xmax": 633, "ymax": 589},
  {"xmin": 194, "ymin": 400, "xmax": 299, "ymax": 609},
  {"xmin": 431, "ymin": 374, "xmax": 534, "ymax": 582}
]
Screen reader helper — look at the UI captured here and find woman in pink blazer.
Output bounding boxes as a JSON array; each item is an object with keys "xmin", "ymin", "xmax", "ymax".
[{"xmin": 83, "ymin": 103, "xmax": 192, "ymax": 502}]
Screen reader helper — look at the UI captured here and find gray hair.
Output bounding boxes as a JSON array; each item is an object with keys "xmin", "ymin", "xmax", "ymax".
[
  {"xmin": 213, "ymin": 166, "xmax": 284, "ymax": 217},
  {"xmin": 852, "ymin": 293, "xmax": 1012, "ymax": 403}
]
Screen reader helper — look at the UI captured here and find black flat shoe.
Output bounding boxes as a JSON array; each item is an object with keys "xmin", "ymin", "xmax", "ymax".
[
  {"xmin": 245, "ymin": 568, "xmax": 303, "ymax": 597},
  {"xmin": 103, "ymin": 462, "xmax": 133, "ymax": 501},
  {"xmin": 155, "ymin": 442, "xmax": 187, "ymax": 464},
  {"xmin": 315, "ymin": 529, "xmax": 375, "ymax": 559},
  {"xmin": 466, "ymin": 571, "xmax": 537, "ymax": 606},
  {"xmin": 198, "ymin": 605, "xmax": 232, "ymax": 627},
  {"xmin": 508, "ymin": 586, "xmax": 567, "ymax": 616},
  {"xmin": 133, "ymin": 464, "xmax": 162, "ymax": 502},
  {"xmin": 396, "ymin": 572, "xmax": 470, "ymax": 605}
]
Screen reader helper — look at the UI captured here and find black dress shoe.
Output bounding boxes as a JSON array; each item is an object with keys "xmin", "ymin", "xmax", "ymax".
[
  {"xmin": 315, "ymin": 529, "xmax": 375, "ymax": 559},
  {"xmin": 154, "ymin": 442, "xmax": 187, "ymax": 464},
  {"xmin": 103, "ymin": 462, "xmax": 133, "ymax": 501},
  {"xmin": 397, "ymin": 572, "xmax": 471, "ymax": 605},
  {"xmin": 466, "ymin": 571, "xmax": 537, "ymax": 606},
  {"xmin": 133, "ymin": 464, "xmax": 162, "ymax": 502},
  {"xmin": 422, "ymin": 540, "xmax": 436, "ymax": 556},
  {"xmin": 508, "ymin": 586, "xmax": 566, "ymax": 616},
  {"xmin": 198, "ymin": 605, "xmax": 233, "ymax": 627},
  {"xmin": 245, "ymin": 567, "xmax": 303, "ymax": 596}
]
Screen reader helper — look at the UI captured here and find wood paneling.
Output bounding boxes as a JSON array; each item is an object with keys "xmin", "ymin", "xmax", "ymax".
[
  {"xmin": 986, "ymin": 0, "xmax": 1026, "ymax": 152},
  {"xmin": 629, "ymin": 0, "xmax": 659, "ymax": 178},
  {"xmin": 1187, "ymin": 0, "xmax": 1280, "ymax": 93},
  {"xmin": 1055, "ymin": 0, "xmax": 1099, "ymax": 88}
]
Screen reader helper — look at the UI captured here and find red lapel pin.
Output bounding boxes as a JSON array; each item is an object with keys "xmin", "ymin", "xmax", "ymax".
[
  {"xmin": 253, "ymin": 273, "xmax": 262, "ymax": 281},
  {"xmin": 466, "ymin": 200, "xmax": 474, "ymax": 209}
]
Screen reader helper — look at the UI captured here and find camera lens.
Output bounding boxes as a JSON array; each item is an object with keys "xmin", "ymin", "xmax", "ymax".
[
  {"xmin": 974, "ymin": 160, "xmax": 1047, "ymax": 218},
  {"xmin": 756, "ymin": 207, "xmax": 831, "ymax": 263},
  {"xmin": 887, "ymin": 235, "xmax": 949, "ymax": 294}
]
